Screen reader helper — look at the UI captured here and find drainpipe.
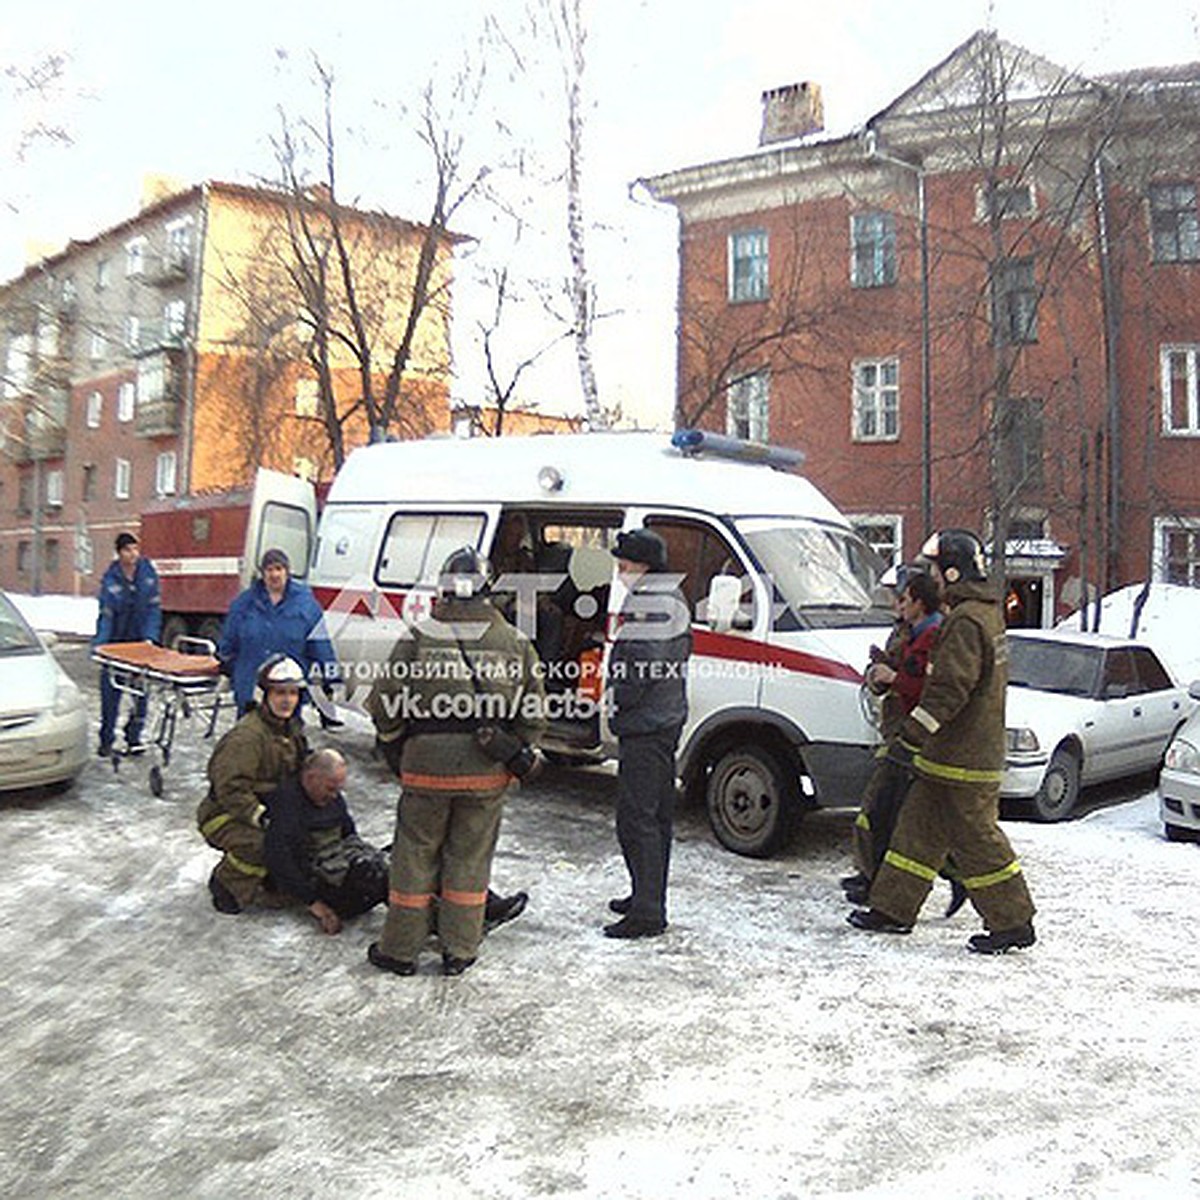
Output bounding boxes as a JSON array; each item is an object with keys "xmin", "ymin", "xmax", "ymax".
[{"xmin": 1093, "ymin": 155, "xmax": 1121, "ymax": 589}]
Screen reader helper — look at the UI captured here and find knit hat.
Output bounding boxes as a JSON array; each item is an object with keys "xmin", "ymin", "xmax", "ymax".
[
  {"xmin": 260, "ymin": 547, "xmax": 290, "ymax": 572},
  {"xmin": 114, "ymin": 532, "xmax": 139, "ymax": 552},
  {"xmin": 614, "ymin": 528, "xmax": 668, "ymax": 571}
]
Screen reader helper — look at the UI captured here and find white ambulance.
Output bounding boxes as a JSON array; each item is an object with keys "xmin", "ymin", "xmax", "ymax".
[{"xmin": 249, "ymin": 431, "xmax": 892, "ymax": 857}]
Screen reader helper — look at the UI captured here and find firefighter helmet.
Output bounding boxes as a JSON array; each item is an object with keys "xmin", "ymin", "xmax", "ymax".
[
  {"xmin": 920, "ymin": 529, "xmax": 988, "ymax": 585},
  {"xmin": 255, "ymin": 654, "xmax": 307, "ymax": 695},
  {"xmin": 438, "ymin": 546, "xmax": 490, "ymax": 598}
]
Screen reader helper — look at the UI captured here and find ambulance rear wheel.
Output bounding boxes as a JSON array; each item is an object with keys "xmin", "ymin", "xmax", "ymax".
[
  {"xmin": 196, "ymin": 617, "xmax": 224, "ymax": 649},
  {"xmin": 705, "ymin": 744, "xmax": 798, "ymax": 858},
  {"xmin": 160, "ymin": 615, "xmax": 188, "ymax": 651}
]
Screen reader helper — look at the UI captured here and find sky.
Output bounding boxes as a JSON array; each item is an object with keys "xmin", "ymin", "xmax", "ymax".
[{"xmin": 3, "ymin": 0, "xmax": 1200, "ymax": 428}]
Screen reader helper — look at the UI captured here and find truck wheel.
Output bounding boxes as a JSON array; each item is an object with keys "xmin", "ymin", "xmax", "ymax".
[
  {"xmin": 196, "ymin": 617, "xmax": 223, "ymax": 649},
  {"xmin": 160, "ymin": 615, "xmax": 188, "ymax": 651},
  {"xmin": 705, "ymin": 744, "xmax": 798, "ymax": 857},
  {"xmin": 1033, "ymin": 746, "xmax": 1080, "ymax": 822}
]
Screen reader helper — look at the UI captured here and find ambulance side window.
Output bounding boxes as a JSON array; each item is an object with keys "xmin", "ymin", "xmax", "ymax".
[
  {"xmin": 644, "ymin": 516, "xmax": 754, "ymax": 624},
  {"xmin": 376, "ymin": 512, "xmax": 486, "ymax": 586}
]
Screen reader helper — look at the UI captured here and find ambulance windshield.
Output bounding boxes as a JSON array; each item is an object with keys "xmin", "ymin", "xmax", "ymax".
[{"xmin": 739, "ymin": 519, "xmax": 890, "ymax": 626}]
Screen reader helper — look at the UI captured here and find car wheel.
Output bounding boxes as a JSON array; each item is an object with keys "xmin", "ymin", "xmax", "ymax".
[
  {"xmin": 705, "ymin": 743, "xmax": 798, "ymax": 857},
  {"xmin": 1033, "ymin": 746, "xmax": 1080, "ymax": 821},
  {"xmin": 1165, "ymin": 822, "xmax": 1200, "ymax": 843}
]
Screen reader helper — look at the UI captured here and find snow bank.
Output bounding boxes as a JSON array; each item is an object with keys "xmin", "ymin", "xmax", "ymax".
[
  {"xmin": 1057, "ymin": 582, "xmax": 1200, "ymax": 685},
  {"xmin": 7, "ymin": 592, "xmax": 98, "ymax": 638}
]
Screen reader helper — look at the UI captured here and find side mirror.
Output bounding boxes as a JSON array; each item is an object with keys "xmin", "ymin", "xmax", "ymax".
[
  {"xmin": 704, "ymin": 575, "xmax": 752, "ymax": 632},
  {"xmin": 1188, "ymin": 680, "xmax": 1200, "ymax": 702}
]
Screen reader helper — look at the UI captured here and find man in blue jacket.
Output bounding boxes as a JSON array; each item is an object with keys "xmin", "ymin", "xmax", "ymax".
[
  {"xmin": 218, "ymin": 548, "xmax": 339, "ymax": 715},
  {"xmin": 93, "ymin": 531, "xmax": 162, "ymax": 756}
]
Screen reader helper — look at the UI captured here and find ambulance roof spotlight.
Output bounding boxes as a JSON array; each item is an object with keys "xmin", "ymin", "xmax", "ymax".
[
  {"xmin": 670, "ymin": 429, "xmax": 804, "ymax": 471},
  {"xmin": 537, "ymin": 464, "xmax": 565, "ymax": 493}
]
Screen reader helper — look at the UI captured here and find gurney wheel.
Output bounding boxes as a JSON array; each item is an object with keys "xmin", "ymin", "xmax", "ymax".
[{"xmin": 149, "ymin": 766, "xmax": 164, "ymax": 798}]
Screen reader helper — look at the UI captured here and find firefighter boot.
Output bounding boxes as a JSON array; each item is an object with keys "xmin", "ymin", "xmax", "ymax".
[{"xmin": 967, "ymin": 921, "xmax": 1036, "ymax": 954}]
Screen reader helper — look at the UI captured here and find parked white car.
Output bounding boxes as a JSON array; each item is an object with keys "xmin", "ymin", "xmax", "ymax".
[
  {"xmin": 1002, "ymin": 628, "xmax": 1194, "ymax": 821},
  {"xmin": 1159, "ymin": 682, "xmax": 1200, "ymax": 842},
  {"xmin": 0, "ymin": 590, "xmax": 88, "ymax": 794}
]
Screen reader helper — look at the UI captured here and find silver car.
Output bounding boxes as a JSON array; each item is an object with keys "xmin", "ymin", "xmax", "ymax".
[
  {"xmin": 0, "ymin": 591, "xmax": 88, "ymax": 793},
  {"xmin": 1160, "ymin": 682, "xmax": 1200, "ymax": 842}
]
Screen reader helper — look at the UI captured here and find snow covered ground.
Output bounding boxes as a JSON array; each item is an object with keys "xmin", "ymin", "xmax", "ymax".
[{"xmin": 1, "ymin": 640, "xmax": 1198, "ymax": 1199}]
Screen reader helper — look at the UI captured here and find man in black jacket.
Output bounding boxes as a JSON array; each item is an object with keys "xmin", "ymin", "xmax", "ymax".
[
  {"xmin": 604, "ymin": 528, "xmax": 692, "ymax": 939},
  {"xmin": 263, "ymin": 748, "xmax": 388, "ymax": 934}
]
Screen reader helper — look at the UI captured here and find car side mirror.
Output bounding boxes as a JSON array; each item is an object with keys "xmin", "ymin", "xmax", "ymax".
[
  {"xmin": 1189, "ymin": 680, "xmax": 1200, "ymax": 702},
  {"xmin": 704, "ymin": 575, "xmax": 751, "ymax": 632}
]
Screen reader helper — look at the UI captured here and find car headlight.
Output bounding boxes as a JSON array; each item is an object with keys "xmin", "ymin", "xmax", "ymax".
[
  {"xmin": 53, "ymin": 674, "xmax": 82, "ymax": 716},
  {"xmin": 1164, "ymin": 737, "xmax": 1200, "ymax": 775},
  {"xmin": 1007, "ymin": 727, "xmax": 1040, "ymax": 753}
]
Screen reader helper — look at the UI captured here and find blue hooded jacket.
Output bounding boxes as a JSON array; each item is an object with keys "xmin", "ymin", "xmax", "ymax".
[
  {"xmin": 218, "ymin": 577, "xmax": 338, "ymax": 711},
  {"xmin": 93, "ymin": 557, "xmax": 162, "ymax": 648}
]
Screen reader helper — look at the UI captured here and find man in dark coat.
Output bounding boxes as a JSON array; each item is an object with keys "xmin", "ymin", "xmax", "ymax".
[
  {"xmin": 849, "ymin": 529, "xmax": 1037, "ymax": 954},
  {"xmin": 604, "ymin": 527, "xmax": 692, "ymax": 940},
  {"xmin": 262, "ymin": 748, "xmax": 388, "ymax": 934},
  {"xmin": 92, "ymin": 531, "xmax": 162, "ymax": 755}
]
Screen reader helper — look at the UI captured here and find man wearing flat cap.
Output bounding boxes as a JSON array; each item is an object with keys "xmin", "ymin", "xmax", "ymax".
[
  {"xmin": 603, "ymin": 526, "xmax": 692, "ymax": 939},
  {"xmin": 218, "ymin": 547, "xmax": 339, "ymax": 716}
]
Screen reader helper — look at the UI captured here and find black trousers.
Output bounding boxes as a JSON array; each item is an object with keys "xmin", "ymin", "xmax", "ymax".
[{"xmin": 615, "ymin": 727, "xmax": 681, "ymax": 924}]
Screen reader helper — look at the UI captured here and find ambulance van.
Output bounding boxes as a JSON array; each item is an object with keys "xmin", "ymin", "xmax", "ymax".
[{"xmin": 248, "ymin": 430, "xmax": 892, "ymax": 857}]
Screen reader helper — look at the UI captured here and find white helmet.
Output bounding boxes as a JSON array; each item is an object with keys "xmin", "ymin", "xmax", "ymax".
[{"xmin": 256, "ymin": 654, "xmax": 307, "ymax": 695}]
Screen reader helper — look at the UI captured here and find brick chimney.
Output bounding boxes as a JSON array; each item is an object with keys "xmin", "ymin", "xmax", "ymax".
[
  {"xmin": 141, "ymin": 173, "xmax": 186, "ymax": 209},
  {"xmin": 759, "ymin": 82, "xmax": 824, "ymax": 145}
]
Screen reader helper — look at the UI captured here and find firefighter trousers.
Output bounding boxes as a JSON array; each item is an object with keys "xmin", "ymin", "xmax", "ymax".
[
  {"xmin": 868, "ymin": 776, "xmax": 1035, "ymax": 931},
  {"xmin": 378, "ymin": 787, "xmax": 506, "ymax": 962}
]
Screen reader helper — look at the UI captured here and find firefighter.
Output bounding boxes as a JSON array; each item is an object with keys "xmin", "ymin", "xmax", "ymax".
[
  {"xmin": 848, "ymin": 529, "xmax": 1037, "ymax": 953},
  {"xmin": 365, "ymin": 547, "xmax": 545, "ymax": 977},
  {"xmin": 197, "ymin": 654, "xmax": 309, "ymax": 914}
]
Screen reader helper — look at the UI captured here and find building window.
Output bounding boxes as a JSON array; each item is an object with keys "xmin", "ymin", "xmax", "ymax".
[
  {"xmin": 1149, "ymin": 183, "xmax": 1200, "ymax": 263},
  {"xmin": 137, "ymin": 357, "xmax": 166, "ymax": 405},
  {"xmin": 86, "ymin": 390, "xmax": 103, "ymax": 429},
  {"xmin": 17, "ymin": 474, "xmax": 33, "ymax": 514},
  {"xmin": 45, "ymin": 469, "xmax": 64, "ymax": 507},
  {"xmin": 155, "ymin": 451, "xmax": 177, "ymax": 497},
  {"xmin": 96, "ymin": 258, "xmax": 110, "ymax": 290},
  {"xmin": 999, "ymin": 397, "xmax": 1045, "ymax": 490},
  {"xmin": 728, "ymin": 229, "xmax": 768, "ymax": 303},
  {"xmin": 4, "ymin": 334, "xmax": 32, "ymax": 397},
  {"xmin": 118, "ymin": 382, "xmax": 135, "ymax": 423},
  {"xmin": 1156, "ymin": 517, "xmax": 1200, "ymax": 585},
  {"xmin": 1008, "ymin": 514, "xmax": 1047, "ymax": 542},
  {"xmin": 851, "ymin": 212, "xmax": 896, "ymax": 288},
  {"xmin": 90, "ymin": 330, "xmax": 105, "ymax": 361},
  {"xmin": 295, "ymin": 378, "xmax": 319, "ymax": 418},
  {"xmin": 62, "ymin": 277, "xmax": 77, "ymax": 305},
  {"xmin": 978, "ymin": 181, "xmax": 1036, "ymax": 222},
  {"xmin": 852, "ymin": 516, "xmax": 902, "ymax": 568},
  {"xmin": 852, "ymin": 358, "xmax": 900, "ymax": 441},
  {"xmin": 1161, "ymin": 345, "xmax": 1200, "ymax": 435},
  {"xmin": 82, "ymin": 463, "xmax": 97, "ymax": 502},
  {"xmin": 115, "ymin": 458, "xmax": 132, "ymax": 500},
  {"xmin": 17, "ymin": 541, "xmax": 31, "ymax": 573},
  {"xmin": 992, "ymin": 257, "xmax": 1038, "ymax": 345},
  {"xmin": 124, "ymin": 315, "xmax": 141, "ymax": 350},
  {"xmin": 163, "ymin": 299, "xmax": 186, "ymax": 341},
  {"xmin": 125, "ymin": 237, "xmax": 147, "ymax": 277},
  {"xmin": 725, "ymin": 371, "xmax": 769, "ymax": 442},
  {"xmin": 43, "ymin": 538, "xmax": 59, "ymax": 575}
]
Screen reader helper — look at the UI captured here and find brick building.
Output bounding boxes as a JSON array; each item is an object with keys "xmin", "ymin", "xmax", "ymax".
[
  {"xmin": 641, "ymin": 32, "xmax": 1200, "ymax": 624},
  {"xmin": 0, "ymin": 178, "xmax": 461, "ymax": 595}
]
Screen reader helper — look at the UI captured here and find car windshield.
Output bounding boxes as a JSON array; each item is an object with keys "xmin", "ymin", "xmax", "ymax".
[
  {"xmin": 0, "ymin": 593, "xmax": 43, "ymax": 656},
  {"xmin": 738, "ymin": 519, "xmax": 892, "ymax": 628},
  {"xmin": 1008, "ymin": 638, "xmax": 1100, "ymax": 697}
]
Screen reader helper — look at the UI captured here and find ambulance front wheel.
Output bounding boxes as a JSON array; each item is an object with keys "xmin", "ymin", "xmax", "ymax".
[{"xmin": 705, "ymin": 743, "xmax": 799, "ymax": 858}]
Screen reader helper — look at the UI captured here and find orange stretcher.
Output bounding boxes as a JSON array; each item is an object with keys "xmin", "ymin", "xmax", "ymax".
[{"xmin": 92, "ymin": 638, "xmax": 229, "ymax": 796}]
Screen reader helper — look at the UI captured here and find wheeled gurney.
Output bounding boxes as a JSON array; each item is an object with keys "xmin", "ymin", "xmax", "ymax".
[{"xmin": 92, "ymin": 638, "xmax": 228, "ymax": 796}]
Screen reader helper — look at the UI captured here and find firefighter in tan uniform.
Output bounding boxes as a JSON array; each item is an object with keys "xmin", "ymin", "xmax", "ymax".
[
  {"xmin": 197, "ymin": 655, "xmax": 309, "ymax": 913},
  {"xmin": 848, "ymin": 530, "xmax": 1037, "ymax": 954},
  {"xmin": 365, "ymin": 547, "xmax": 546, "ymax": 977}
]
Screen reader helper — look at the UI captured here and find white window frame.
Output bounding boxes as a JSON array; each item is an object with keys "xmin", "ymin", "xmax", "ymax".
[
  {"xmin": 1149, "ymin": 182, "xmax": 1200, "ymax": 264},
  {"xmin": 96, "ymin": 258, "xmax": 110, "ymax": 291},
  {"xmin": 137, "ymin": 356, "xmax": 165, "ymax": 405},
  {"xmin": 163, "ymin": 299, "xmax": 186, "ymax": 340},
  {"xmin": 725, "ymin": 370, "xmax": 770, "ymax": 442},
  {"xmin": 86, "ymin": 390, "xmax": 103, "ymax": 429},
  {"xmin": 114, "ymin": 458, "xmax": 132, "ymax": 500},
  {"xmin": 850, "ymin": 212, "xmax": 897, "ymax": 288},
  {"xmin": 118, "ymin": 382, "xmax": 136, "ymax": 423},
  {"xmin": 4, "ymin": 334, "xmax": 32, "ymax": 398},
  {"xmin": 125, "ymin": 237, "xmax": 147, "ymax": 278},
  {"xmin": 1161, "ymin": 344, "xmax": 1200, "ymax": 435},
  {"xmin": 851, "ymin": 514, "xmax": 903, "ymax": 568},
  {"xmin": 89, "ymin": 330, "xmax": 105, "ymax": 361},
  {"xmin": 45, "ymin": 468, "xmax": 64, "ymax": 507},
  {"xmin": 165, "ymin": 216, "xmax": 194, "ymax": 265},
  {"xmin": 852, "ymin": 357, "xmax": 900, "ymax": 442},
  {"xmin": 155, "ymin": 451, "xmax": 177, "ymax": 498},
  {"xmin": 124, "ymin": 314, "xmax": 141, "ymax": 350},
  {"xmin": 294, "ymin": 377, "xmax": 319, "ymax": 418},
  {"xmin": 1154, "ymin": 516, "xmax": 1200, "ymax": 585},
  {"xmin": 975, "ymin": 180, "xmax": 1037, "ymax": 223},
  {"xmin": 728, "ymin": 229, "xmax": 769, "ymax": 303}
]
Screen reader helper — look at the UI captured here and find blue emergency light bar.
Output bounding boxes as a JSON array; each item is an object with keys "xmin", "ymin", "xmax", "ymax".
[{"xmin": 671, "ymin": 429, "xmax": 805, "ymax": 470}]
